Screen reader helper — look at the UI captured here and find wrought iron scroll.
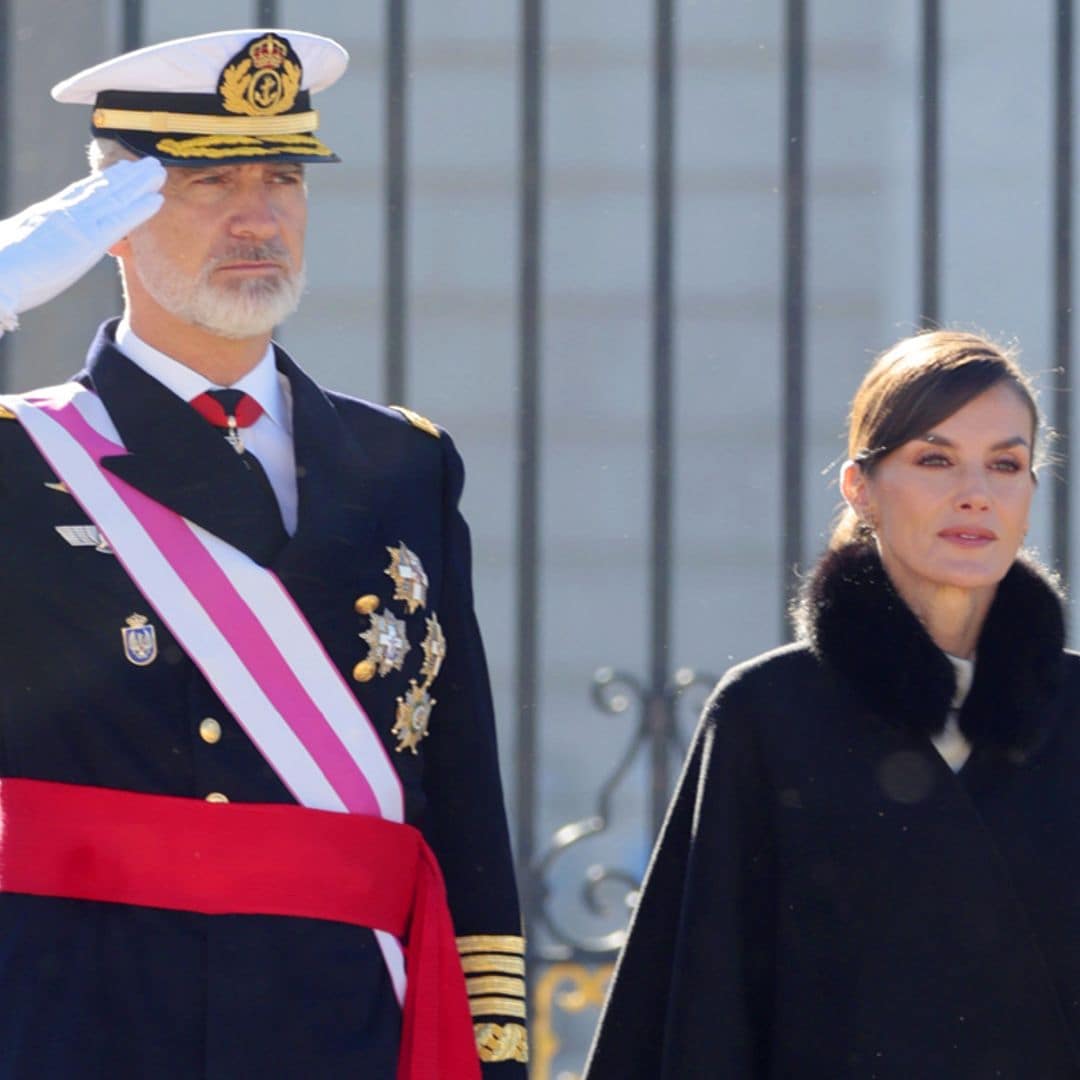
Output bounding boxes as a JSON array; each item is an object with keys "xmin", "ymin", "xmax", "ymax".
[{"xmin": 530, "ymin": 666, "xmax": 716, "ymax": 961}]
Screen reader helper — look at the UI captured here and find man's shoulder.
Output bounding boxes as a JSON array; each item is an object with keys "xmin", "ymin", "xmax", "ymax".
[
  {"xmin": 322, "ymin": 390, "xmax": 453, "ymax": 459},
  {"xmin": 323, "ymin": 390, "xmax": 438, "ymax": 433}
]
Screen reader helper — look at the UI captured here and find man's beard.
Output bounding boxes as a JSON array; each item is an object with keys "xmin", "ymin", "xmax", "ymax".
[{"xmin": 128, "ymin": 233, "xmax": 305, "ymax": 340}]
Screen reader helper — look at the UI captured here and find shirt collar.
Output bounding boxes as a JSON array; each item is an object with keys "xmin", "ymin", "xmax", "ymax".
[
  {"xmin": 114, "ymin": 318, "xmax": 290, "ymax": 433},
  {"xmin": 944, "ymin": 652, "xmax": 975, "ymax": 711}
]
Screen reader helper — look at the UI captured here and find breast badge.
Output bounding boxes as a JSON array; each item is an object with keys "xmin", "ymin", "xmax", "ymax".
[
  {"xmin": 56, "ymin": 524, "xmax": 113, "ymax": 554},
  {"xmin": 122, "ymin": 613, "xmax": 158, "ymax": 667},
  {"xmin": 420, "ymin": 614, "xmax": 446, "ymax": 683},
  {"xmin": 385, "ymin": 542, "xmax": 428, "ymax": 613},
  {"xmin": 358, "ymin": 609, "xmax": 411, "ymax": 678},
  {"xmin": 393, "ymin": 680, "xmax": 436, "ymax": 754}
]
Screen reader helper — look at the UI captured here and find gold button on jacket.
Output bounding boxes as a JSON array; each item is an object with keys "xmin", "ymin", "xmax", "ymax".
[{"xmin": 199, "ymin": 717, "xmax": 222, "ymax": 744}]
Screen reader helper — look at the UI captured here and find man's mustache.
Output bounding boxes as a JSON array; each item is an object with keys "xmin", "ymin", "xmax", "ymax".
[{"xmin": 208, "ymin": 245, "xmax": 292, "ymax": 268}]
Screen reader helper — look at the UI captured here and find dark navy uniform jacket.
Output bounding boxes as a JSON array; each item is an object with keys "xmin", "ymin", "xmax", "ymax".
[{"xmin": 0, "ymin": 321, "xmax": 526, "ymax": 1078}]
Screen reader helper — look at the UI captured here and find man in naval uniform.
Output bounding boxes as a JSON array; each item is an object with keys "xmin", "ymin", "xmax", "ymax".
[{"xmin": 0, "ymin": 29, "xmax": 527, "ymax": 1078}]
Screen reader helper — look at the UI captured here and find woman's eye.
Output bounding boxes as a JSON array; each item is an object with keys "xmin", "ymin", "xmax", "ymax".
[
  {"xmin": 916, "ymin": 453, "xmax": 950, "ymax": 467},
  {"xmin": 990, "ymin": 458, "xmax": 1022, "ymax": 473}
]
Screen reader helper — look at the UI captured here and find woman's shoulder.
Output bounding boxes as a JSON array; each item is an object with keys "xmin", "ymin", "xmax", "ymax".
[
  {"xmin": 703, "ymin": 640, "xmax": 836, "ymax": 723},
  {"xmin": 1058, "ymin": 648, "xmax": 1080, "ymax": 691}
]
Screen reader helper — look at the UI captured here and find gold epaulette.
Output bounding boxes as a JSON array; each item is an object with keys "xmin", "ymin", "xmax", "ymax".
[
  {"xmin": 456, "ymin": 934, "xmax": 529, "ymax": 1063},
  {"xmin": 0, "ymin": 404, "xmax": 15, "ymax": 420},
  {"xmin": 389, "ymin": 405, "xmax": 440, "ymax": 439}
]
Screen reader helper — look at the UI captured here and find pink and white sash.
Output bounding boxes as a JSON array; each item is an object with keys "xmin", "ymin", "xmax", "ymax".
[{"xmin": 1, "ymin": 382, "xmax": 408, "ymax": 1002}]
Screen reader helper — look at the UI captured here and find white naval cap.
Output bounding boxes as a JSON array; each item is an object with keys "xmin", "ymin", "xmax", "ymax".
[{"xmin": 51, "ymin": 29, "xmax": 348, "ymax": 166}]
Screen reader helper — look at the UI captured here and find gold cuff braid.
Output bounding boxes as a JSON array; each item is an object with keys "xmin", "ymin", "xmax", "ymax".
[
  {"xmin": 475, "ymin": 1021, "xmax": 529, "ymax": 1063},
  {"xmin": 456, "ymin": 933, "xmax": 526, "ymax": 956},
  {"xmin": 466, "ymin": 975, "xmax": 526, "ymax": 999},
  {"xmin": 461, "ymin": 954, "xmax": 526, "ymax": 976},
  {"xmin": 469, "ymin": 996, "xmax": 527, "ymax": 1019}
]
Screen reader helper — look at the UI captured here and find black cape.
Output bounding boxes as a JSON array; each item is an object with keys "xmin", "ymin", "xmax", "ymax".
[{"xmin": 585, "ymin": 543, "xmax": 1080, "ymax": 1078}]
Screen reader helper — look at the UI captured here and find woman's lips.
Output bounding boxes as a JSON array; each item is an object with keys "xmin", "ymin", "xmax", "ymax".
[{"xmin": 938, "ymin": 527, "xmax": 997, "ymax": 546}]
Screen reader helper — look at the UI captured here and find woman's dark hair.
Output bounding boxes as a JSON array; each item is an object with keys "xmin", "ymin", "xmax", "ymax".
[{"xmin": 831, "ymin": 329, "xmax": 1040, "ymax": 549}]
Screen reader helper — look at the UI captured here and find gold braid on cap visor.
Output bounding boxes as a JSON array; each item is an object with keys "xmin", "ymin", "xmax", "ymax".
[{"xmin": 92, "ymin": 107, "xmax": 320, "ymax": 136}]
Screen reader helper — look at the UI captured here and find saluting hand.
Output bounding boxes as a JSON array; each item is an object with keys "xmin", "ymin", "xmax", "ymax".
[{"xmin": 0, "ymin": 156, "xmax": 165, "ymax": 334}]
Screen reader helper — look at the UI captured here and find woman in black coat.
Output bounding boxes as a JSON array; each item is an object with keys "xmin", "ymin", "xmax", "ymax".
[{"xmin": 585, "ymin": 330, "xmax": 1080, "ymax": 1078}]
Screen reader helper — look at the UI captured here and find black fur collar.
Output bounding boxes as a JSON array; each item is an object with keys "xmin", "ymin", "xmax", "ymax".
[{"xmin": 793, "ymin": 542, "xmax": 1066, "ymax": 758}]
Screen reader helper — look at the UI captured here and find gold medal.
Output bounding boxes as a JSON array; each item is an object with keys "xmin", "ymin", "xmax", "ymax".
[
  {"xmin": 393, "ymin": 680, "xmax": 435, "ymax": 754},
  {"xmin": 358, "ymin": 610, "xmax": 410, "ymax": 677},
  {"xmin": 420, "ymin": 613, "xmax": 447, "ymax": 684},
  {"xmin": 385, "ymin": 542, "xmax": 428, "ymax": 613}
]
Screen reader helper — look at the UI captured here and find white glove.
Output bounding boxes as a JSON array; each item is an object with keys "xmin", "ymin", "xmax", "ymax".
[{"xmin": 0, "ymin": 157, "xmax": 166, "ymax": 333}]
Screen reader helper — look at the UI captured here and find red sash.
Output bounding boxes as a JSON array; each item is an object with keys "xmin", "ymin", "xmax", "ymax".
[{"xmin": 0, "ymin": 779, "xmax": 479, "ymax": 1080}]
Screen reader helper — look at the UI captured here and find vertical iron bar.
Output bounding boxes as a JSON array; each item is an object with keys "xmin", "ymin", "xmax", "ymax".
[
  {"xmin": 919, "ymin": 0, "xmax": 941, "ymax": 325},
  {"xmin": 781, "ymin": 0, "xmax": 806, "ymax": 636},
  {"xmin": 516, "ymin": 0, "xmax": 542, "ymax": 897},
  {"xmin": 0, "ymin": 0, "xmax": 9, "ymax": 391},
  {"xmin": 1054, "ymin": 0, "xmax": 1073, "ymax": 582},
  {"xmin": 384, "ymin": 0, "xmax": 408, "ymax": 404},
  {"xmin": 649, "ymin": 0, "xmax": 676, "ymax": 838},
  {"xmin": 122, "ymin": 0, "xmax": 143, "ymax": 52},
  {"xmin": 255, "ymin": 0, "xmax": 278, "ymax": 25}
]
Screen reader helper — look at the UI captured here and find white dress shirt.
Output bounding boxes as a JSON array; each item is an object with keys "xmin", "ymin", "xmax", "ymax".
[
  {"xmin": 115, "ymin": 319, "xmax": 299, "ymax": 534},
  {"xmin": 933, "ymin": 653, "xmax": 974, "ymax": 772}
]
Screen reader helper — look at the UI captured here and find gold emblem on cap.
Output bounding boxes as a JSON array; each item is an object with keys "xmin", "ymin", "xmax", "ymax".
[
  {"xmin": 0, "ymin": 404, "xmax": 15, "ymax": 420},
  {"xmin": 385, "ymin": 542, "xmax": 428, "ymax": 614},
  {"xmin": 359, "ymin": 610, "xmax": 411, "ymax": 677},
  {"xmin": 393, "ymin": 680, "xmax": 435, "ymax": 754},
  {"xmin": 220, "ymin": 33, "xmax": 301, "ymax": 118},
  {"xmin": 420, "ymin": 614, "xmax": 447, "ymax": 684}
]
